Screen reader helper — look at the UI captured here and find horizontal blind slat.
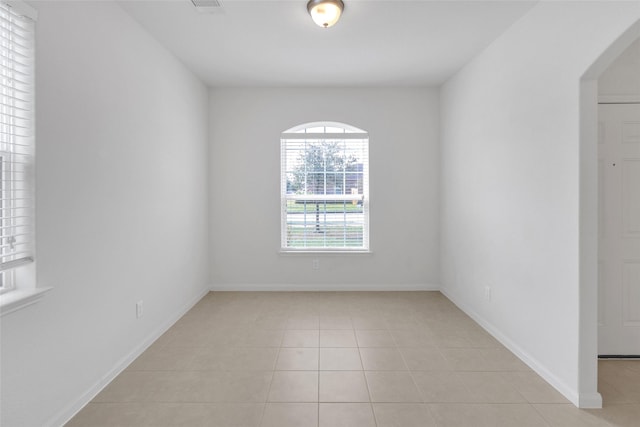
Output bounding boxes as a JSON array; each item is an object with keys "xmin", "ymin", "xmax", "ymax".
[
  {"xmin": 0, "ymin": 11, "xmax": 33, "ymax": 28},
  {"xmin": 0, "ymin": 256, "xmax": 33, "ymax": 271}
]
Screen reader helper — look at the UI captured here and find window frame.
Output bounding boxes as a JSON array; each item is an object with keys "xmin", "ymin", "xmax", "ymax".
[{"xmin": 280, "ymin": 122, "xmax": 370, "ymax": 253}]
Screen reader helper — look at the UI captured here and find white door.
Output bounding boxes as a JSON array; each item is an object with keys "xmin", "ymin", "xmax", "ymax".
[{"xmin": 598, "ymin": 103, "xmax": 640, "ymax": 355}]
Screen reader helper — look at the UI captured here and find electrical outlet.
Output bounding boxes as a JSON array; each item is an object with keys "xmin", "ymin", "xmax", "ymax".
[
  {"xmin": 312, "ymin": 259, "xmax": 320, "ymax": 270},
  {"xmin": 484, "ymin": 286, "xmax": 492, "ymax": 301},
  {"xmin": 136, "ymin": 300, "xmax": 144, "ymax": 318}
]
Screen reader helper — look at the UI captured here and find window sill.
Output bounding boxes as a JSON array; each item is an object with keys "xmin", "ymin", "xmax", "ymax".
[
  {"xmin": 0, "ymin": 287, "xmax": 53, "ymax": 317},
  {"xmin": 279, "ymin": 249, "xmax": 373, "ymax": 256}
]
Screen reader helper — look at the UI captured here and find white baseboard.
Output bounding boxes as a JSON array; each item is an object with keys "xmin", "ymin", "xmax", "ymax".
[
  {"xmin": 598, "ymin": 94, "xmax": 640, "ymax": 104},
  {"xmin": 578, "ymin": 392, "xmax": 603, "ymax": 408},
  {"xmin": 48, "ymin": 286, "xmax": 210, "ymax": 427},
  {"xmin": 209, "ymin": 283, "xmax": 441, "ymax": 292},
  {"xmin": 440, "ymin": 287, "xmax": 594, "ymax": 408}
]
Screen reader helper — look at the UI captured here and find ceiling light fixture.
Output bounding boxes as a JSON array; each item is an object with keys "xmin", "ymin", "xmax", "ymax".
[{"xmin": 307, "ymin": 0, "xmax": 344, "ymax": 28}]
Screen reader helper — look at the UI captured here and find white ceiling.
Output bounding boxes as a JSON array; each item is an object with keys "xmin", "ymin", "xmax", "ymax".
[{"xmin": 118, "ymin": 0, "xmax": 537, "ymax": 87}]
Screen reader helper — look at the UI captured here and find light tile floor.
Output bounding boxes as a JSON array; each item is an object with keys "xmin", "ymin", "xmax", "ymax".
[{"xmin": 66, "ymin": 291, "xmax": 640, "ymax": 426}]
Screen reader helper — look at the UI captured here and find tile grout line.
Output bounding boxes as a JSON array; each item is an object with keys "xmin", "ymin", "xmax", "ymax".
[
  {"xmin": 357, "ymin": 322, "xmax": 380, "ymax": 427},
  {"xmin": 357, "ymin": 317, "xmax": 379, "ymax": 427},
  {"xmin": 257, "ymin": 309, "xmax": 288, "ymax": 427},
  {"xmin": 528, "ymin": 402, "xmax": 572, "ymax": 427}
]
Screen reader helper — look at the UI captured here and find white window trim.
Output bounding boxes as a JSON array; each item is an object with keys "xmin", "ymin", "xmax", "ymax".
[
  {"xmin": 1, "ymin": 286, "xmax": 52, "ymax": 317},
  {"xmin": 279, "ymin": 249, "xmax": 373, "ymax": 255}
]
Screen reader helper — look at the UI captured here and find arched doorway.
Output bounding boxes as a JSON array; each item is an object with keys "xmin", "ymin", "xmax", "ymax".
[{"xmin": 579, "ymin": 20, "xmax": 640, "ymax": 408}]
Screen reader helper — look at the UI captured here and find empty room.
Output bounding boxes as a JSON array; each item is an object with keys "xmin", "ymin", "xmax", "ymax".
[{"xmin": 1, "ymin": 0, "xmax": 639, "ymax": 426}]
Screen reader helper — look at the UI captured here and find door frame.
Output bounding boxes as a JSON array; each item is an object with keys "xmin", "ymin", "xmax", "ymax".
[{"xmin": 579, "ymin": 21, "xmax": 640, "ymax": 408}]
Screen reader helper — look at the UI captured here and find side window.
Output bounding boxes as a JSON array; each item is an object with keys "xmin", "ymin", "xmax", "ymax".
[
  {"xmin": 0, "ymin": 1, "xmax": 36, "ymax": 294},
  {"xmin": 281, "ymin": 122, "xmax": 369, "ymax": 251}
]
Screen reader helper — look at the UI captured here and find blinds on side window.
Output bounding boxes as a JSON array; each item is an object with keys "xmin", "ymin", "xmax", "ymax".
[{"xmin": 0, "ymin": 2, "xmax": 34, "ymax": 271}]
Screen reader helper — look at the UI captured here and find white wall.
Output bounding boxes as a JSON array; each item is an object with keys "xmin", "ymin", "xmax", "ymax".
[
  {"xmin": 0, "ymin": 2, "xmax": 210, "ymax": 426},
  {"xmin": 209, "ymin": 88, "xmax": 439, "ymax": 289},
  {"xmin": 599, "ymin": 37, "xmax": 640, "ymax": 101},
  {"xmin": 440, "ymin": 0, "xmax": 639, "ymax": 408}
]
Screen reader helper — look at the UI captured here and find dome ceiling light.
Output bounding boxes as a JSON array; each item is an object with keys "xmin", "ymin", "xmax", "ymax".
[{"xmin": 307, "ymin": 0, "xmax": 344, "ymax": 28}]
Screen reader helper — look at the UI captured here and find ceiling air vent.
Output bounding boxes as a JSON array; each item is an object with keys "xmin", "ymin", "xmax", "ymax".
[{"xmin": 191, "ymin": 0, "xmax": 223, "ymax": 13}]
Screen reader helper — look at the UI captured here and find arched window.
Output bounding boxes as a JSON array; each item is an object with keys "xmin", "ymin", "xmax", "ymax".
[{"xmin": 281, "ymin": 122, "xmax": 369, "ymax": 251}]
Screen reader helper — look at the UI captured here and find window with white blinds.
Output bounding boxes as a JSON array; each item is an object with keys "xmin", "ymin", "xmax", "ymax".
[
  {"xmin": 281, "ymin": 122, "xmax": 369, "ymax": 251},
  {"xmin": 0, "ymin": 1, "xmax": 35, "ymax": 291}
]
